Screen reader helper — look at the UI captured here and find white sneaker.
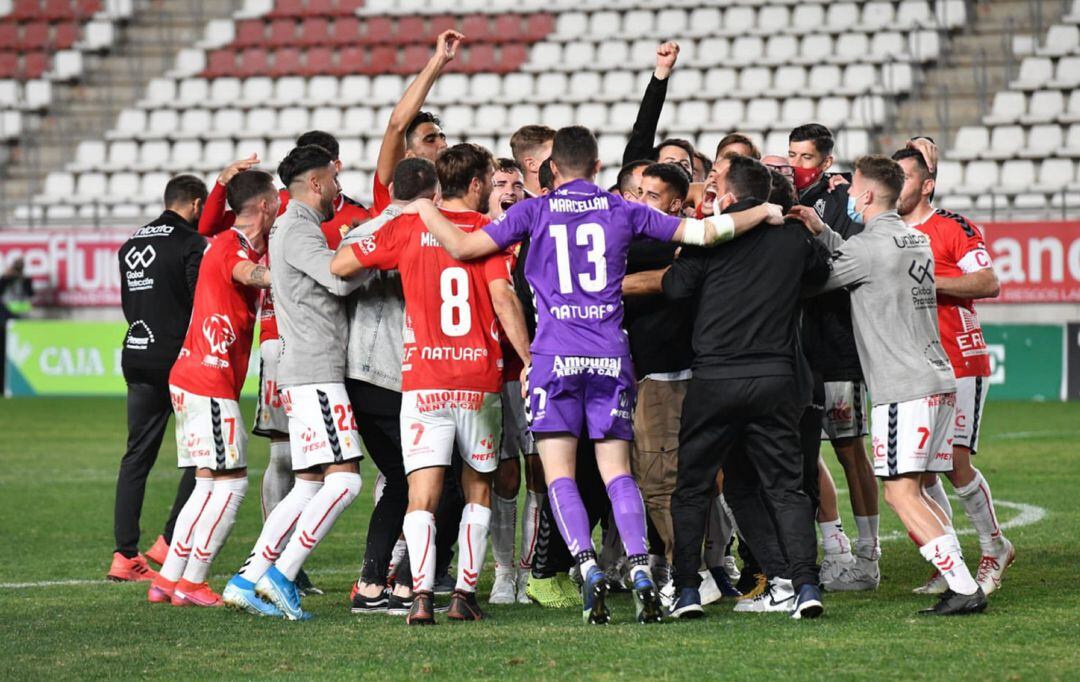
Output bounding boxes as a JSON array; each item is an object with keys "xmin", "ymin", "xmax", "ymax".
[
  {"xmin": 826, "ymin": 555, "xmax": 880, "ymax": 592},
  {"xmin": 733, "ymin": 577, "xmax": 795, "ymax": 613},
  {"xmin": 722, "ymin": 555, "xmax": 740, "ymax": 583},
  {"xmin": 659, "ymin": 580, "xmax": 675, "ymax": 610},
  {"xmin": 516, "ymin": 568, "xmax": 531, "ymax": 604},
  {"xmin": 819, "ymin": 551, "xmax": 856, "ymax": 590},
  {"xmin": 489, "ymin": 567, "xmax": 517, "ymax": 604},
  {"xmin": 912, "ymin": 570, "xmax": 949, "ymax": 595},
  {"xmin": 976, "ymin": 537, "xmax": 1016, "ymax": 596},
  {"xmin": 698, "ymin": 569, "xmax": 722, "ymax": 605}
]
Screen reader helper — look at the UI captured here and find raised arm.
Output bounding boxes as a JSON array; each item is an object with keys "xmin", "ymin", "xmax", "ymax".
[
  {"xmin": 330, "ymin": 207, "xmax": 402, "ymax": 278},
  {"xmin": 622, "ymin": 42, "xmax": 679, "ymax": 166},
  {"xmin": 672, "ymin": 202, "xmax": 783, "ymax": 246},
  {"xmin": 374, "ymin": 30, "xmax": 462, "ymax": 187},
  {"xmin": 232, "ymin": 261, "xmax": 271, "ymax": 289},
  {"xmin": 198, "ymin": 154, "xmax": 259, "ymax": 236}
]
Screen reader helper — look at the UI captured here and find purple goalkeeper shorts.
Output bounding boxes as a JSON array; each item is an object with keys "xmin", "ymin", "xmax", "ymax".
[{"xmin": 525, "ymin": 353, "xmax": 636, "ymax": 441}]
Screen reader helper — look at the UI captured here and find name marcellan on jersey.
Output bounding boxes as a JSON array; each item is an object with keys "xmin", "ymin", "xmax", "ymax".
[{"xmin": 549, "ymin": 196, "xmax": 609, "ymax": 213}]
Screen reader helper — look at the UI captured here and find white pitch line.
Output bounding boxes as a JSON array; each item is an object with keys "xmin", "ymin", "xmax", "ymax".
[{"xmin": 0, "ymin": 500, "xmax": 1049, "ymax": 590}]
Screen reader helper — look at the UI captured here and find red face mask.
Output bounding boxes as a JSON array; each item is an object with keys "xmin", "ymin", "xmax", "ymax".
[{"xmin": 792, "ymin": 165, "xmax": 823, "ymax": 191}]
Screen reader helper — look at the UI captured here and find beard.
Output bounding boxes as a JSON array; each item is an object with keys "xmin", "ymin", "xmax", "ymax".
[{"xmin": 478, "ymin": 194, "xmax": 490, "ymax": 216}]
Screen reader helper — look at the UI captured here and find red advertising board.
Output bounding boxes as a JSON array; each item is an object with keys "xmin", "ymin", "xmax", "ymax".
[
  {"xmin": 0, "ymin": 229, "xmax": 132, "ymax": 306},
  {"xmin": 983, "ymin": 221, "xmax": 1080, "ymax": 303}
]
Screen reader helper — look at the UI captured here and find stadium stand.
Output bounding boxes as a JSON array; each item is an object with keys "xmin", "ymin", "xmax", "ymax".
[{"xmin": 1, "ymin": 0, "xmax": 1077, "ymax": 225}]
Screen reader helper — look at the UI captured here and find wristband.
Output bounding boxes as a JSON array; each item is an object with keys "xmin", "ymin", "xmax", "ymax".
[
  {"xmin": 704, "ymin": 213, "xmax": 735, "ymax": 244},
  {"xmin": 682, "ymin": 218, "xmax": 707, "ymax": 245}
]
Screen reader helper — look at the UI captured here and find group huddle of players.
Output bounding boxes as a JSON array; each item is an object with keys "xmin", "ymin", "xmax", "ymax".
[{"xmin": 120, "ymin": 32, "xmax": 1015, "ymax": 625}]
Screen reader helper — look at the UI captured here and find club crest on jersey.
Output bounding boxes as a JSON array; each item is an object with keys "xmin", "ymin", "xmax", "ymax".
[
  {"xmin": 813, "ymin": 199, "xmax": 827, "ymax": 218},
  {"xmin": 202, "ymin": 313, "xmax": 237, "ymax": 356},
  {"xmin": 357, "ymin": 237, "xmax": 377, "ymax": 255}
]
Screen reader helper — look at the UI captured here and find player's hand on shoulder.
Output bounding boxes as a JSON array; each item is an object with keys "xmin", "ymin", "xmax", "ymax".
[
  {"xmin": 401, "ymin": 197, "xmax": 435, "ymax": 215},
  {"xmin": 827, "ymin": 174, "xmax": 849, "ymax": 193},
  {"xmin": 786, "ymin": 205, "xmax": 826, "ymax": 234}
]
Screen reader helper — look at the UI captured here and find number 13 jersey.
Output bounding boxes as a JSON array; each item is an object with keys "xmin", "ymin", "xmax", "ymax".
[
  {"xmin": 349, "ymin": 209, "xmax": 507, "ymax": 393},
  {"xmin": 484, "ymin": 179, "xmax": 682, "ymax": 358}
]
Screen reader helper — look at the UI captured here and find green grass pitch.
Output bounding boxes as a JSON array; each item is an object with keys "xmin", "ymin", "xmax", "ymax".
[{"xmin": 1, "ymin": 398, "xmax": 1078, "ymax": 680}]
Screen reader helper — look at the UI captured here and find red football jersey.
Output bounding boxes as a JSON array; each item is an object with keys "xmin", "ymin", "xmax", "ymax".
[
  {"xmin": 350, "ymin": 209, "xmax": 504, "ymax": 393},
  {"xmin": 372, "ymin": 173, "xmax": 392, "ymax": 215},
  {"xmin": 170, "ymin": 229, "xmax": 262, "ymax": 399},
  {"xmin": 487, "ymin": 243, "xmax": 525, "ymax": 382},
  {"xmin": 912, "ymin": 209, "xmax": 993, "ymax": 378}
]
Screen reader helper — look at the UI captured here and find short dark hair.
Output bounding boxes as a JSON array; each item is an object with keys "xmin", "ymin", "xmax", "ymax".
[
  {"xmin": 716, "ymin": 132, "xmax": 761, "ymax": 160},
  {"xmin": 692, "ymin": 150, "xmax": 712, "ymax": 177},
  {"xmin": 295, "ymin": 130, "xmax": 339, "ymax": 160},
  {"xmin": 510, "ymin": 124, "xmax": 556, "ymax": 166},
  {"xmin": 642, "ymin": 162, "xmax": 691, "ymax": 201},
  {"xmin": 654, "ymin": 137, "xmax": 696, "ymax": 161},
  {"xmin": 226, "ymin": 169, "xmax": 276, "ymax": 214},
  {"xmin": 891, "ymin": 147, "xmax": 934, "ymax": 180},
  {"xmin": 855, "ymin": 155, "xmax": 905, "ymax": 205},
  {"xmin": 392, "ymin": 157, "xmax": 438, "ymax": 201},
  {"xmin": 494, "ymin": 157, "xmax": 523, "ymax": 175},
  {"xmin": 725, "ymin": 156, "xmax": 772, "ymax": 203},
  {"xmin": 550, "ymin": 125, "xmax": 598, "ymax": 177},
  {"xmin": 538, "ymin": 158, "xmax": 555, "ymax": 192},
  {"xmin": 789, "ymin": 123, "xmax": 834, "ymax": 158},
  {"xmin": 163, "ymin": 174, "xmax": 208, "ymax": 207},
  {"xmin": 767, "ymin": 168, "xmax": 796, "ymax": 213},
  {"xmin": 278, "ymin": 144, "xmax": 334, "ymax": 187},
  {"xmin": 405, "ymin": 111, "xmax": 442, "ymax": 145},
  {"xmin": 616, "ymin": 160, "xmax": 651, "ymax": 195},
  {"xmin": 435, "ymin": 143, "xmax": 494, "ymax": 200}
]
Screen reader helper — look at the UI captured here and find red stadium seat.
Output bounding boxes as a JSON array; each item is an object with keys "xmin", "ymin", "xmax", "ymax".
[
  {"xmin": 19, "ymin": 23, "xmax": 51, "ymax": 52},
  {"xmin": 0, "ymin": 53, "xmax": 17, "ymax": 79},
  {"xmin": 499, "ymin": 43, "xmax": 529, "ymax": 71},
  {"xmin": 44, "ymin": 0, "xmax": 75, "ymax": 20},
  {"xmin": 233, "ymin": 20, "xmax": 266, "ymax": 48},
  {"xmin": 237, "ymin": 48, "xmax": 270, "ymax": 77},
  {"xmin": 330, "ymin": 16, "xmax": 360, "ymax": 45},
  {"xmin": 465, "ymin": 43, "xmax": 496, "ymax": 73},
  {"xmin": 360, "ymin": 16, "xmax": 393, "ymax": 44},
  {"xmin": 524, "ymin": 13, "xmax": 554, "ymax": 42},
  {"xmin": 307, "ymin": 0, "xmax": 347, "ymax": 17},
  {"xmin": 22, "ymin": 52, "xmax": 50, "ymax": 79},
  {"xmin": 270, "ymin": 47, "xmax": 301, "ymax": 76},
  {"xmin": 395, "ymin": 17, "xmax": 426, "ymax": 45},
  {"xmin": 429, "ymin": 15, "xmax": 457, "ymax": 37},
  {"xmin": 268, "ymin": 0, "xmax": 305, "ymax": 19},
  {"xmin": 11, "ymin": 0, "xmax": 42, "ymax": 21},
  {"xmin": 493, "ymin": 15, "xmax": 522, "ymax": 43},
  {"xmin": 461, "ymin": 15, "xmax": 492, "ymax": 43},
  {"xmin": 0, "ymin": 24, "xmax": 18, "ymax": 47},
  {"xmin": 53, "ymin": 22, "xmax": 81, "ymax": 49},
  {"xmin": 338, "ymin": 0, "xmax": 362, "ymax": 11},
  {"xmin": 367, "ymin": 45, "xmax": 397, "ymax": 74},
  {"xmin": 303, "ymin": 46, "xmax": 333, "ymax": 76},
  {"xmin": 203, "ymin": 50, "xmax": 237, "ymax": 78},
  {"xmin": 335, "ymin": 45, "xmax": 367, "ymax": 76},
  {"xmin": 73, "ymin": 0, "xmax": 101, "ymax": 20},
  {"xmin": 268, "ymin": 19, "xmax": 297, "ymax": 47},
  {"xmin": 399, "ymin": 44, "xmax": 429, "ymax": 73},
  {"xmin": 298, "ymin": 17, "xmax": 329, "ymax": 46}
]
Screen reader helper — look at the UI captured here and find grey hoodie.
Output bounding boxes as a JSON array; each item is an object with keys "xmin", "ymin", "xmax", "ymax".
[{"xmin": 811, "ymin": 210, "xmax": 956, "ymax": 406}]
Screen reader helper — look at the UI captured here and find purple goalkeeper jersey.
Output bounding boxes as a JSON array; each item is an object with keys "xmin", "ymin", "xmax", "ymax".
[{"xmin": 483, "ymin": 178, "xmax": 682, "ymax": 357}]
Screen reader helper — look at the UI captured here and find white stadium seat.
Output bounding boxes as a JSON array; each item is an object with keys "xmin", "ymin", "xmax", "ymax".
[
  {"xmin": 209, "ymin": 78, "xmax": 240, "ymax": 105},
  {"xmin": 1039, "ymin": 24, "xmax": 1080, "ymax": 56},
  {"xmin": 984, "ymin": 91, "xmax": 1026, "ymax": 125},
  {"xmin": 1021, "ymin": 90, "xmax": 1064, "ymax": 124},
  {"xmin": 984, "ymin": 125, "xmax": 1025, "ymax": 159},
  {"xmin": 951, "ymin": 125, "xmax": 990, "ymax": 160}
]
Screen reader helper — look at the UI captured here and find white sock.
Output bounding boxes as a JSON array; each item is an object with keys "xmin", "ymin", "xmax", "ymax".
[
  {"xmin": 388, "ymin": 537, "xmax": 407, "ymax": 578},
  {"xmin": 818, "ymin": 518, "xmax": 852, "ymax": 556},
  {"xmin": 403, "ymin": 510, "xmax": 436, "ymax": 592},
  {"xmin": 490, "ymin": 493, "xmax": 517, "ymax": 569},
  {"xmin": 919, "ymin": 533, "xmax": 979, "ymax": 595},
  {"xmin": 182, "ymin": 477, "xmax": 247, "ymax": 584},
  {"xmin": 519, "ymin": 490, "xmax": 543, "ymax": 569},
  {"xmin": 276, "ymin": 471, "xmax": 361, "ymax": 580},
  {"xmin": 955, "ymin": 469, "xmax": 1005, "ymax": 556},
  {"xmin": 261, "ymin": 440, "xmax": 293, "ymax": 519},
  {"xmin": 238, "ymin": 478, "xmax": 322, "ymax": 583},
  {"xmin": 456, "ymin": 503, "xmax": 492, "ymax": 593},
  {"xmin": 854, "ymin": 514, "xmax": 880, "ymax": 560},
  {"xmin": 923, "ymin": 478, "xmax": 954, "ymax": 524},
  {"xmin": 160, "ymin": 477, "xmax": 212, "ymax": 582}
]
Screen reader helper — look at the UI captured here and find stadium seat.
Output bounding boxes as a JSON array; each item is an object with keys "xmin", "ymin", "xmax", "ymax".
[
  {"xmin": 307, "ymin": 75, "xmax": 339, "ymax": 104},
  {"xmin": 245, "ymin": 108, "xmax": 276, "ymax": 135},
  {"xmin": 957, "ymin": 160, "xmax": 999, "ymax": 194},
  {"xmin": 935, "ymin": 160, "xmax": 962, "ymax": 193},
  {"xmin": 1032, "ymin": 158, "xmax": 1076, "ymax": 191},
  {"xmin": 1012, "ymin": 57, "xmax": 1053, "ymax": 90},
  {"xmin": 790, "ymin": 6, "xmax": 825, "ymax": 35},
  {"xmin": 858, "ymin": 1, "xmax": 894, "ymax": 30},
  {"xmin": 270, "ymin": 48, "xmax": 302, "ymax": 77},
  {"xmin": 171, "ymin": 139, "xmax": 202, "ymax": 169},
  {"xmin": 737, "ymin": 67, "xmax": 771, "ymax": 96},
  {"xmin": 209, "ymin": 77, "xmax": 241, "ymax": 105},
  {"xmin": 271, "ymin": 75, "xmax": 305, "ymax": 106},
  {"xmin": 984, "ymin": 91, "xmax": 1026, "ymax": 125},
  {"xmin": 1020, "ymin": 90, "xmax": 1063, "ymax": 124},
  {"xmin": 984, "ymin": 125, "xmax": 1025, "ymax": 160},
  {"xmin": 1039, "ymin": 24, "xmax": 1080, "ymax": 56},
  {"xmin": 825, "ymin": 3, "xmax": 858, "ymax": 32},
  {"xmin": 104, "ymin": 140, "xmax": 138, "ymax": 171},
  {"xmin": 1022, "ymin": 124, "xmax": 1064, "ymax": 158},
  {"xmin": 1048, "ymin": 55, "xmax": 1080, "ymax": 88},
  {"xmin": 999, "ymin": 159, "xmax": 1036, "ymax": 191},
  {"xmin": 950, "ymin": 125, "xmax": 989, "ymax": 160}
]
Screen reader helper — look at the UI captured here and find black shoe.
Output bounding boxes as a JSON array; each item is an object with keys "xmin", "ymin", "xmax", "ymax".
[
  {"xmin": 406, "ymin": 591, "xmax": 436, "ymax": 625},
  {"xmin": 386, "ymin": 592, "xmax": 413, "ymax": 616},
  {"xmin": 351, "ymin": 588, "xmax": 389, "ymax": 614},
  {"xmin": 447, "ymin": 589, "xmax": 486, "ymax": 621},
  {"xmin": 296, "ymin": 569, "xmax": 323, "ymax": 596},
  {"xmin": 708, "ymin": 566, "xmax": 742, "ymax": 598},
  {"xmin": 432, "ymin": 573, "xmax": 455, "ymax": 596},
  {"xmin": 919, "ymin": 587, "xmax": 988, "ymax": 616},
  {"xmin": 735, "ymin": 567, "xmax": 761, "ymax": 595}
]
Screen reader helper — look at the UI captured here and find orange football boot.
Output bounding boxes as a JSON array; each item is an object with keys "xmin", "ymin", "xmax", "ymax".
[{"xmin": 107, "ymin": 552, "xmax": 158, "ymax": 582}]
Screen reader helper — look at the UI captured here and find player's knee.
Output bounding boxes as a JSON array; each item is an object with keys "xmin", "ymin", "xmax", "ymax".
[
  {"xmin": 327, "ymin": 471, "xmax": 362, "ymax": 507},
  {"xmin": 494, "ymin": 461, "xmax": 520, "ymax": 497}
]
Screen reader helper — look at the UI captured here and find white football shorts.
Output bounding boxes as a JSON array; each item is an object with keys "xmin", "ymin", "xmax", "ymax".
[
  {"xmin": 821, "ymin": 380, "xmax": 869, "ymax": 440},
  {"xmin": 281, "ymin": 382, "xmax": 366, "ymax": 471},
  {"xmin": 499, "ymin": 380, "xmax": 535, "ymax": 461},
  {"xmin": 400, "ymin": 389, "xmax": 502, "ymax": 475},
  {"xmin": 870, "ymin": 393, "xmax": 956, "ymax": 477},
  {"xmin": 253, "ymin": 339, "xmax": 289, "ymax": 437},
  {"xmin": 953, "ymin": 375, "xmax": 989, "ymax": 453},
  {"xmin": 170, "ymin": 385, "xmax": 248, "ymax": 471}
]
